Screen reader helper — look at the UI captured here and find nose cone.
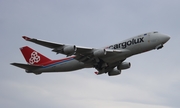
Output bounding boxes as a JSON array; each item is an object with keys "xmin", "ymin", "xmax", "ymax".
[
  {"xmin": 162, "ymin": 35, "xmax": 170, "ymax": 43},
  {"xmin": 164, "ymin": 35, "xmax": 170, "ymax": 42}
]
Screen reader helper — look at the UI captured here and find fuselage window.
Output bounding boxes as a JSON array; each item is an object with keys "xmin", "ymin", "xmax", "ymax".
[{"xmin": 153, "ymin": 31, "xmax": 158, "ymax": 33}]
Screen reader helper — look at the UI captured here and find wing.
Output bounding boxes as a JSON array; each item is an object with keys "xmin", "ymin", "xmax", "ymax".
[
  {"xmin": 22, "ymin": 36, "xmax": 94, "ymax": 56},
  {"xmin": 22, "ymin": 36, "xmax": 130, "ymax": 71}
]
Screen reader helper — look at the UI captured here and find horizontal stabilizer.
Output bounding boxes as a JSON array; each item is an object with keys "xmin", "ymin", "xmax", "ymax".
[{"xmin": 11, "ymin": 63, "xmax": 42, "ymax": 70}]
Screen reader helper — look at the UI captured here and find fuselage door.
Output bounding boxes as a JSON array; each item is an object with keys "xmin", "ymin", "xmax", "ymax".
[{"xmin": 144, "ymin": 33, "xmax": 150, "ymax": 43}]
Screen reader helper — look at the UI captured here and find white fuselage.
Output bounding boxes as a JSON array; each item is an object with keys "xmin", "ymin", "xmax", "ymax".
[{"xmin": 31, "ymin": 32, "xmax": 170, "ymax": 73}]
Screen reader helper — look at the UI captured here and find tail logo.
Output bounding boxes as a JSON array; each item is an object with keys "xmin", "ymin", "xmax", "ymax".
[{"xmin": 29, "ymin": 51, "xmax": 40, "ymax": 64}]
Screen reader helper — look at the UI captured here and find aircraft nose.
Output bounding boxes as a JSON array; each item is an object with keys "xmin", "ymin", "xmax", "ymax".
[
  {"xmin": 163, "ymin": 35, "xmax": 170, "ymax": 43},
  {"xmin": 164, "ymin": 35, "xmax": 170, "ymax": 42}
]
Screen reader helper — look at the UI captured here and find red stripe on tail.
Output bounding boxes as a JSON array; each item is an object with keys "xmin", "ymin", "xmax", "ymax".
[{"xmin": 20, "ymin": 46, "xmax": 52, "ymax": 65}]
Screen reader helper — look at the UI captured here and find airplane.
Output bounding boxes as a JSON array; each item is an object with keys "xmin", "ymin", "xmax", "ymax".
[{"xmin": 11, "ymin": 31, "xmax": 170, "ymax": 76}]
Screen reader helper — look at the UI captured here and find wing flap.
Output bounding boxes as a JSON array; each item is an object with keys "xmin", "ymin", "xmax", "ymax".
[
  {"xmin": 74, "ymin": 49, "xmax": 130, "ymax": 64},
  {"xmin": 106, "ymin": 49, "xmax": 130, "ymax": 54}
]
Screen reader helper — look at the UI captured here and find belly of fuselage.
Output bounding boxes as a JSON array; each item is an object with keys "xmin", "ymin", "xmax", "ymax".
[{"xmin": 35, "ymin": 59, "xmax": 91, "ymax": 73}]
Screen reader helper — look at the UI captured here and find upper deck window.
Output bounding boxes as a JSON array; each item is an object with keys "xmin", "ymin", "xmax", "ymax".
[
  {"xmin": 153, "ymin": 31, "xmax": 158, "ymax": 33},
  {"xmin": 144, "ymin": 33, "xmax": 147, "ymax": 36}
]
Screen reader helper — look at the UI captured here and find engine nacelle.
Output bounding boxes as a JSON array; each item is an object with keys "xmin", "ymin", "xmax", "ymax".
[
  {"xmin": 93, "ymin": 49, "xmax": 106, "ymax": 57},
  {"xmin": 108, "ymin": 68, "xmax": 121, "ymax": 76},
  {"xmin": 63, "ymin": 45, "xmax": 77, "ymax": 55},
  {"xmin": 117, "ymin": 62, "xmax": 131, "ymax": 70}
]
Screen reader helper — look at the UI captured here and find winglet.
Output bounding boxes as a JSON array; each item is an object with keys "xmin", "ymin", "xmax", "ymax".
[{"xmin": 22, "ymin": 36, "xmax": 31, "ymax": 41}]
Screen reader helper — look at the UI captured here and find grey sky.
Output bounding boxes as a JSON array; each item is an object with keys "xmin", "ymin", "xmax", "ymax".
[{"xmin": 1, "ymin": 0, "xmax": 180, "ymax": 108}]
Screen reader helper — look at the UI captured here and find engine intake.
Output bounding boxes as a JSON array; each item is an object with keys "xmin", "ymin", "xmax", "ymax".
[
  {"xmin": 117, "ymin": 62, "xmax": 131, "ymax": 70},
  {"xmin": 63, "ymin": 45, "xmax": 77, "ymax": 55},
  {"xmin": 93, "ymin": 49, "xmax": 106, "ymax": 57}
]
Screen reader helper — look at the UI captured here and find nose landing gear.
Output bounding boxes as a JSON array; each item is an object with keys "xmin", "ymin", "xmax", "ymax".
[{"xmin": 156, "ymin": 44, "xmax": 163, "ymax": 50}]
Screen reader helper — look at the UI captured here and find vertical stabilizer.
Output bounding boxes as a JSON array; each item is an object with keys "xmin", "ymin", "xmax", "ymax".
[{"xmin": 20, "ymin": 46, "xmax": 52, "ymax": 65}]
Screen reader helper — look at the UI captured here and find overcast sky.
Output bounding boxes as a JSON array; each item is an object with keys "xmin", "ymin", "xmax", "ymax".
[{"xmin": 1, "ymin": 0, "xmax": 180, "ymax": 108}]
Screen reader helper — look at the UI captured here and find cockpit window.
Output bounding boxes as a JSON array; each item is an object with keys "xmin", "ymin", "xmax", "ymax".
[
  {"xmin": 153, "ymin": 31, "xmax": 158, "ymax": 33},
  {"xmin": 144, "ymin": 33, "xmax": 147, "ymax": 36}
]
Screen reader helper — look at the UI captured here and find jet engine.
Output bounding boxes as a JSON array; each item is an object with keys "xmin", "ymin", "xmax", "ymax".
[
  {"xmin": 108, "ymin": 68, "xmax": 121, "ymax": 76},
  {"xmin": 117, "ymin": 62, "xmax": 131, "ymax": 70},
  {"xmin": 93, "ymin": 49, "xmax": 106, "ymax": 57},
  {"xmin": 63, "ymin": 45, "xmax": 77, "ymax": 55}
]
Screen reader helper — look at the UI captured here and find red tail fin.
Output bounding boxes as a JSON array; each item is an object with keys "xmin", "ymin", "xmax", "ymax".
[{"xmin": 20, "ymin": 46, "xmax": 52, "ymax": 65}]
